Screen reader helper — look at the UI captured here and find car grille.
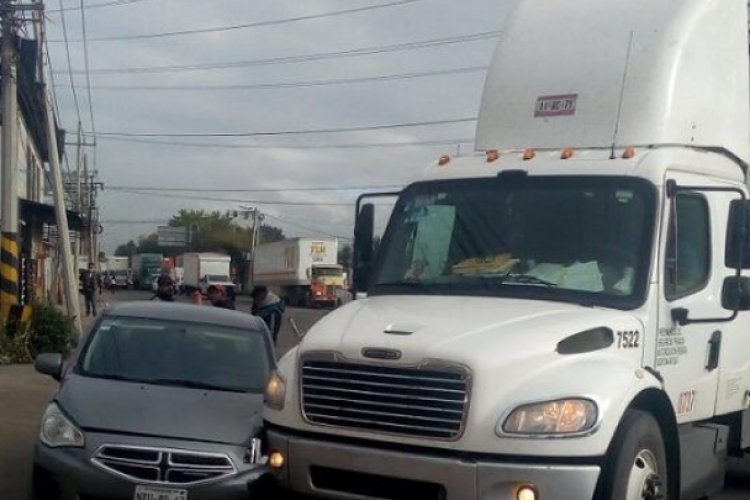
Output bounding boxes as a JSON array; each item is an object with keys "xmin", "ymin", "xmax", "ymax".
[
  {"xmin": 301, "ymin": 359, "xmax": 470, "ymax": 440},
  {"xmin": 92, "ymin": 445, "xmax": 236, "ymax": 485}
]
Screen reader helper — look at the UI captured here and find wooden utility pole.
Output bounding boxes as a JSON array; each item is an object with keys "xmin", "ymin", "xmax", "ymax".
[
  {"xmin": 0, "ymin": 0, "xmax": 20, "ymax": 320},
  {"xmin": 34, "ymin": 2, "xmax": 81, "ymax": 337}
]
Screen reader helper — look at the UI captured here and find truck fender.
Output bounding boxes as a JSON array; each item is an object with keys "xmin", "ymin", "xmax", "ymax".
[{"xmin": 601, "ymin": 386, "xmax": 680, "ymax": 498}]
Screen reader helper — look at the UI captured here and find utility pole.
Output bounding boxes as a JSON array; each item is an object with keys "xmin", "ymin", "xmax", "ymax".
[
  {"xmin": 0, "ymin": 0, "xmax": 20, "ymax": 321},
  {"xmin": 35, "ymin": 2, "xmax": 81, "ymax": 337},
  {"xmin": 74, "ymin": 121, "xmax": 81, "ymax": 274}
]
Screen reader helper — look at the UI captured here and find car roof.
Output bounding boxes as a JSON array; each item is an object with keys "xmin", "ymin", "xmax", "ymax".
[{"xmin": 104, "ymin": 301, "xmax": 267, "ymax": 331}]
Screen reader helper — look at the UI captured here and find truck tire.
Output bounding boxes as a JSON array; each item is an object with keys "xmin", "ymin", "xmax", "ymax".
[{"xmin": 597, "ymin": 409, "xmax": 669, "ymax": 500}]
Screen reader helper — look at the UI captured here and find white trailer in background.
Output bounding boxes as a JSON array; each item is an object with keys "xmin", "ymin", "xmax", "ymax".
[
  {"xmin": 265, "ymin": 1, "xmax": 750, "ymax": 499},
  {"xmin": 104, "ymin": 256, "xmax": 129, "ymax": 273},
  {"xmin": 181, "ymin": 252, "xmax": 234, "ymax": 295},
  {"xmin": 253, "ymin": 238, "xmax": 345, "ymax": 307}
]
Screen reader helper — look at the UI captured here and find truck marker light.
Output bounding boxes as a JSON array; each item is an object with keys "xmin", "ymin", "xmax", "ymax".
[
  {"xmin": 269, "ymin": 451, "xmax": 285, "ymax": 470},
  {"xmin": 622, "ymin": 146, "xmax": 636, "ymax": 159},
  {"xmin": 486, "ymin": 149, "xmax": 500, "ymax": 162},
  {"xmin": 523, "ymin": 148, "xmax": 536, "ymax": 161},
  {"xmin": 517, "ymin": 484, "xmax": 538, "ymax": 500},
  {"xmin": 438, "ymin": 155, "xmax": 451, "ymax": 166},
  {"xmin": 560, "ymin": 147, "xmax": 575, "ymax": 160}
]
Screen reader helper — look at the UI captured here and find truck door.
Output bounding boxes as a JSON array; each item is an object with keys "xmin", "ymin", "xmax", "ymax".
[{"xmin": 657, "ymin": 173, "xmax": 723, "ymax": 423}]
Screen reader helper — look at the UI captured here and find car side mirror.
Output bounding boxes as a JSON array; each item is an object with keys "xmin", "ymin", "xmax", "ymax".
[
  {"xmin": 726, "ymin": 200, "xmax": 750, "ymax": 269},
  {"xmin": 35, "ymin": 353, "xmax": 63, "ymax": 381},
  {"xmin": 354, "ymin": 203, "xmax": 375, "ymax": 293},
  {"xmin": 722, "ymin": 276, "xmax": 750, "ymax": 311}
]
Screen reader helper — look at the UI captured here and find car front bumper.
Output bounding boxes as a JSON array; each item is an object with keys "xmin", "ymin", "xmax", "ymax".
[
  {"xmin": 34, "ymin": 433, "xmax": 269, "ymax": 500},
  {"xmin": 267, "ymin": 427, "xmax": 602, "ymax": 500}
]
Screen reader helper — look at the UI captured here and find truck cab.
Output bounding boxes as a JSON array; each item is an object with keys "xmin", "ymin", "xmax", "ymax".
[{"xmin": 264, "ymin": 1, "xmax": 750, "ymax": 499}]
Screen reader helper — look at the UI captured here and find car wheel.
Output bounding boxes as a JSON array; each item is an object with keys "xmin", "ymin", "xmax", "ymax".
[
  {"xmin": 31, "ymin": 465, "xmax": 60, "ymax": 500},
  {"xmin": 596, "ymin": 409, "xmax": 669, "ymax": 500}
]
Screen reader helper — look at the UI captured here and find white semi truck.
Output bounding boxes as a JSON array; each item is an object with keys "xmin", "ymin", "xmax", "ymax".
[
  {"xmin": 254, "ymin": 238, "xmax": 345, "ymax": 307},
  {"xmin": 264, "ymin": 1, "xmax": 750, "ymax": 499}
]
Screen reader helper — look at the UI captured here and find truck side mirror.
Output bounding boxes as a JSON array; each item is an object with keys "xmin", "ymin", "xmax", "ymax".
[
  {"xmin": 306, "ymin": 268, "xmax": 312, "ymax": 280},
  {"xmin": 354, "ymin": 203, "xmax": 375, "ymax": 293},
  {"xmin": 722, "ymin": 276, "xmax": 750, "ymax": 311},
  {"xmin": 726, "ymin": 199, "xmax": 750, "ymax": 269}
]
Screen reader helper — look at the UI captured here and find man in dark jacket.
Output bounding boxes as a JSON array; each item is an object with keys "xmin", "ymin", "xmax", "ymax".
[
  {"xmin": 251, "ymin": 286, "xmax": 285, "ymax": 344},
  {"xmin": 208, "ymin": 285, "xmax": 236, "ymax": 310},
  {"xmin": 81, "ymin": 263, "xmax": 98, "ymax": 317}
]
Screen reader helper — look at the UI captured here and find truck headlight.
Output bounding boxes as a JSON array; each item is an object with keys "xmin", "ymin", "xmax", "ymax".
[
  {"xmin": 264, "ymin": 371, "xmax": 287, "ymax": 410},
  {"xmin": 40, "ymin": 402, "xmax": 85, "ymax": 448},
  {"xmin": 500, "ymin": 399, "xmax": 597, "ymax": 436}
]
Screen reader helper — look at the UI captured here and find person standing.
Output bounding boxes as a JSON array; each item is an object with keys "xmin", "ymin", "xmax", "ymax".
[
  {"xmin": 81, "ymin": 263, "xmax": 98, "ymax": 317},
  {"xmin": 251, "ymin": 286, "xmax": 285, "ymax": 344}
]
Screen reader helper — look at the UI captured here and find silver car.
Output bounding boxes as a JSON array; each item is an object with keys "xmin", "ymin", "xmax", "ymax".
[{"xmin": 32, "ymin": 301, "xmax": 275, "ymax": 500}]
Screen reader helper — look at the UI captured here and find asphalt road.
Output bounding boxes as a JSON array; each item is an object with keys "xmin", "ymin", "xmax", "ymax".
[{"xmin": 1, "ymin": 290, "xmax": 749, "ymax": 499}]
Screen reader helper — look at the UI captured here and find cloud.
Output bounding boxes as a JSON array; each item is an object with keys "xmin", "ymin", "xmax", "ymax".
[{"xmin": 48, "ymin": 0, "xmax": 516, "ymax": 252}]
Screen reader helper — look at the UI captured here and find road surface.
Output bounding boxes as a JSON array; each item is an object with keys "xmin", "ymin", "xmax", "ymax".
[{"xmin": 1, "ymin": 290, "xmax": 749, "ymax": 499}]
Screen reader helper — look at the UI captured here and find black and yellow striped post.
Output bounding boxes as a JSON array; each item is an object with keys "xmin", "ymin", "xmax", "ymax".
[{"xmin": 0, "ymin": 232, "xmax": 19, "ymax": 323}]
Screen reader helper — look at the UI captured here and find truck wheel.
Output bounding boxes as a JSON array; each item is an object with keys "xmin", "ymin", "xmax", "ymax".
[{"xmin": 597, "ymin": 409, "xmax": 669, "ymax": 500}]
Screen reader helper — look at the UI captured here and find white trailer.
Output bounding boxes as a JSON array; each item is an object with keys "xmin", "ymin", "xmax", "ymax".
[
  {"xmin": 265, "ymin": 1, "xmax": 750, "ymax": 499},
  {"xmin": 104, "ymin": 256, "xmax": 129, "ymax": 273},
  {"xmin": 253, "ymin": 238, "xmax": 344, "ymax": 307},
  {"xmin": 181, "ymin": 253, "xmax": 234, "ymax": 295}
]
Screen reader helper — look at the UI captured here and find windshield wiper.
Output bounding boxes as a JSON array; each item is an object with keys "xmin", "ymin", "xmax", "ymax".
[
  {"xmin": 149, "ymin": 378, "xmax": 247, "ymax": 393},
  {"xmin": 499, "ymin": 273, "xmax": 558, "ymax": 288}
]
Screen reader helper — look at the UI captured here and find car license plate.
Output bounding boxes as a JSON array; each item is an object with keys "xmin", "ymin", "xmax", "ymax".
[{"xmin": 134, "ymin": 485, "xmax": 188, "ymax": 500}]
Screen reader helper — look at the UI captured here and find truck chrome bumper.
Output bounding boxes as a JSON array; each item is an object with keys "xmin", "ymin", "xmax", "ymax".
[{"xmin": 267, "ymin": 428, "xmax": 601, "ymax": 500}]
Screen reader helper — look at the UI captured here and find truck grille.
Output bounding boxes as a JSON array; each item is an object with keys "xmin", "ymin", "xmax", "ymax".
[
  {"xmin": 301, "ymin": 360, "xmax": 470, "ymax": 440},
  {"xmin": 92, "ymin": 445, "xmax": 235, "ymax": 485}
]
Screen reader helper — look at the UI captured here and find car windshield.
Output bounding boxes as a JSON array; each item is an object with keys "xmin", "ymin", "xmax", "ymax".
[
  {"xmin": 372, "ymin": 176, "xmax": 656, "ymax": 310},
  {"xmin": 78, "ymin": 317, "xmax": 271, "ymax": 393}
]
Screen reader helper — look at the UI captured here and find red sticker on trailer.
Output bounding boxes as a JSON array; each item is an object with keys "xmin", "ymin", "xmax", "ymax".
[{"xmin": 535, "ymin": 94, "xmax": 578, "ymax": 117}]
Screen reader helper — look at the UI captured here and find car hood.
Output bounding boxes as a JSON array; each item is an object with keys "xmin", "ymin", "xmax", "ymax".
[{"xmin": 57, "ymin": 374, "xmax": 263, "ymax": 446}]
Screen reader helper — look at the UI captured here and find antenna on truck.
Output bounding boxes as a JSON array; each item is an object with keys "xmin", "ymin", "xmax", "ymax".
[{"xmin": 610, "ymin": 31, "xmax": 635, "ymax": 160}]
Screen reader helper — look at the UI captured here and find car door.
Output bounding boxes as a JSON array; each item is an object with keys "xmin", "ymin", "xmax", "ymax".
[{"xmin": 657, "ymin": 172, "xmax": 722, "ymax": 423}]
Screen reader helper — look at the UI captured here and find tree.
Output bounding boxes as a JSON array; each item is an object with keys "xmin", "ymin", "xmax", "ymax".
[
  {"xmin": 338, "ymin": 244, "xmax": 353, "ymax": 268},
  {"xmin": 113, "ymin": 208, "xmax": 287, "ymax": 286},
  {"xmin": 114, "ymin": 240, "xmax": 137, "ymax": 258}
]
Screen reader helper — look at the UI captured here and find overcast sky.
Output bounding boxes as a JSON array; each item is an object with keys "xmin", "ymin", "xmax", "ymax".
[{"xmin": 46, "ymin": 0, "xmax": 517, "ymax": 253}]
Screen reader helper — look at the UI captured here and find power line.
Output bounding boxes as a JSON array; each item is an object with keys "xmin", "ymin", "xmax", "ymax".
[
  {"xmin": 73, "ymin": 65, "xmax": 488, "ymax": 91},
  {"xmin": 50, "ymin": 0, "xmax": 425, "ymax": 43},
  {"xmin": 92, "ymin": 136, "xmax": 475, "ymax": 150},
  {"xmin": 263, "ymin": 212, "xmax": 352, "ymax": 241},
  {"xmin": 111, "ymin": 189, "xmax": 357, "ymax": 207},
  {"xmin": 89, "ymin": 117, "xmax": 477, "ymax": 138},
  {"xmin": 106, "ymin": 183, "xmax": 404, "ymax": 193},
  {"xmin": 101, "ymin": 214, "xmax": 354, "ymax": 241},
  {"xmin": 57, "ymin": 0, "xmax": 82, "ymax": 125},
  {"xmin": 57, "ymin": 31, "xmax": 501, "ymax": 75},
  {"xmin": 48, "ymin": 0, "xmax": 149, "ymax": 13},
  {"xmin": 79, "ymin": 0, "xmax": 97, "ymax": 146}
]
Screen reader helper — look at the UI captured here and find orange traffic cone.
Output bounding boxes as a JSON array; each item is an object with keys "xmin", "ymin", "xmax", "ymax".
[{"xmin": 192, "ymin": 290, "xmax": 203, "ymax": 306}]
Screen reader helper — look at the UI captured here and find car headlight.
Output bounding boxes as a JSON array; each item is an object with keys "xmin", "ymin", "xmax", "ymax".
[
  {"xmin": 40, "ymin": 402, "xmax": 85, "ymax": 448},
  {"xmin": 500, "ymin": 399, "xmax": 598, "ymax": 436},
  {"xmin": 264, "ymin": 371, "xmax": 287, "ymax": 411}
]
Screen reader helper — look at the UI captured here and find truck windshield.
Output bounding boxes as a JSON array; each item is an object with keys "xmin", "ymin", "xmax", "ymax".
[
  {"xmin": 313, "ymin": 267, "xmax": 343, "ymax": 277},
  {"xmin": 371, "ymin": 176, "xmax": 656, "ymax": 310}
]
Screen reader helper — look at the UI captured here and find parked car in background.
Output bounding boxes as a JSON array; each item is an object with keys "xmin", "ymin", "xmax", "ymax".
[
  {"xmin": 112, "ymin": 270, "xmax": 133, "ymax": 290},
  {"xmin": 32, "ymin": 302, "xmax": 275, "ymax": 500}
]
